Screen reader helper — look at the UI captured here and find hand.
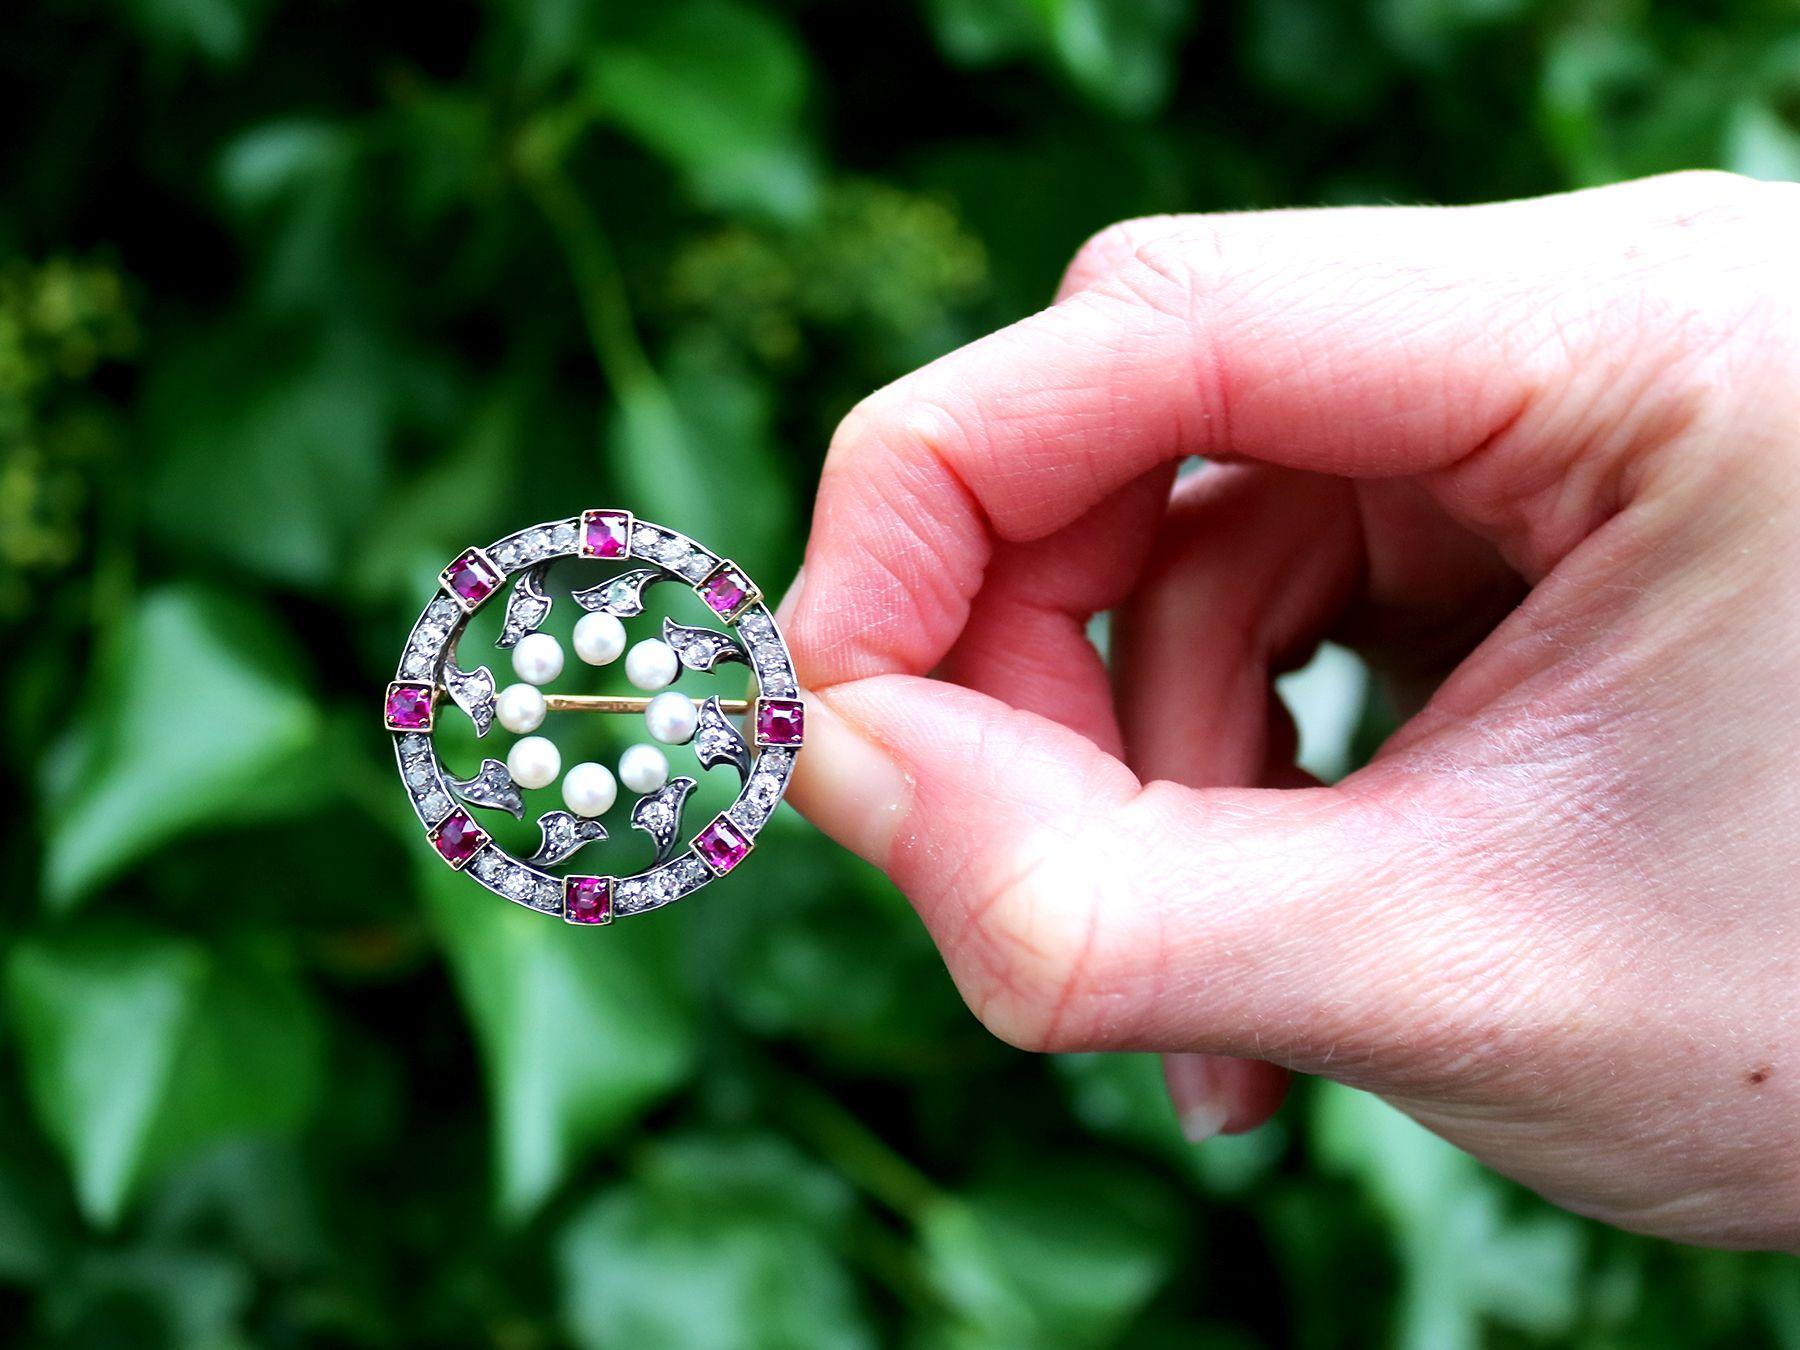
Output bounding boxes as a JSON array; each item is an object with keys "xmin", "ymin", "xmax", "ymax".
[{"xmin": 779, "ymin": 171, "xmax": 1800, "ymax": 1250}]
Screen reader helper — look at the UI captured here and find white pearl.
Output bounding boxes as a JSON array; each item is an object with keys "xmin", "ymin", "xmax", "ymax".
[
  {"xmin": 506, "ymin": 735, "xmax": 561, "ymax": 790},
  {"xmin": 562, "ymin": 761, "xmax": 617, "ymax": 817},
  {"xmin": 495, "ymin": 683, "xmax": 547, "ymax": 734},
  {"xmin": 573, "ymin": 612, "xmax": 627, "ymax": 666},
  {"xmin": 643, "ymin": 690, "xmax": 698, "ymax": 745},
  {"xmin": 512, "ymin": 632, "xmax": 564, "ymax": 686},
  {"xmin": 624, "ymin": 638, "xmax": 679, "ymax": 691},
  {"xmin": 618, "ymin": 743, "xmax": 670, "ymax": 795}
]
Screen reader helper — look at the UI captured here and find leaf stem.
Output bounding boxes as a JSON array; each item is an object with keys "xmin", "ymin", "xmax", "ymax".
[{"xmin": 518, "ymin": 152, "xmax": 661, "ymax": 403}]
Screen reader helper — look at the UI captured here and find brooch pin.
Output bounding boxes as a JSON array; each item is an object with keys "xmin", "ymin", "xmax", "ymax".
[{"xmin": 384, "ymin": 510, "xmax": 803, "ymax": 925}]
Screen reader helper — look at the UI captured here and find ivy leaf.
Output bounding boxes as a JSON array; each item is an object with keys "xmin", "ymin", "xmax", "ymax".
[
  {"xmin": 143, "ymin": 326, "xmax": 391, "ymax": 589},
  {"xmin": 6, "ymin": 932, "xmax": 201, "ymax": 1228},
  {"xmin": 139, "ymin": 954, "xmax": 326, "ymax": 1180},
  {"xmin": 607, "ymin": 346, "xmax": 792, "ymax": 583},
  {"xmin": 108, "ymin": 0, "xmax": 269, "ymax": 65},
  {"xmin": 424, "ymin": 864, "xmax": 699, "ymax": 1220},
  {"xmin": 558, "ymin": 1132, "xmax": 869, "ymax": 1350},
  {"xmin": 1727, "ymin": 101, "xmax": 1800, "ymax": 183},
  {"xmin": 6, "ymin": 930, "xmax": 327, "ymax": 1230},
  {"xmin": 920, "ymin": 1160, "xmax": 1181, "ymax": 1346},
  {"xmin": 1312, "ymin": 1083, "xmax": 1585, "ymax": 1348},
  {"xmin": 927, "ymin": 0, "xmax": 1196, "ymax": 117},
  {"xmin": 1052, "ymin": 1053, "xmax": 1287, "ymax": 1196},
  {"xmin": 586, "ymin": 0, "xmax": 819, "ymax": 219},
  {"xmin": 40, "ymin": 586, "xmax": 325, "ymax": 910}
]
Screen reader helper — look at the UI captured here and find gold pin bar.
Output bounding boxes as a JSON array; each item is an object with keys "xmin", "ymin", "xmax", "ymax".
[{"xmin": 543, "ymin": 694, "xmax": 752, "ymax": 715}]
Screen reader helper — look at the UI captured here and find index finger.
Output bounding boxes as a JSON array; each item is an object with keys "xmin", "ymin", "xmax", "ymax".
[{"xmin": 787, "ymin": 173, "xmax": 1749, "ymax": 688}]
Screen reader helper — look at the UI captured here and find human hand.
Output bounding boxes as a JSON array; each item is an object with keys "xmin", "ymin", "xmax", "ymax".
[{"xmin": 779, "ymin": 172, "xmax": 1800, "ymax": 1249}]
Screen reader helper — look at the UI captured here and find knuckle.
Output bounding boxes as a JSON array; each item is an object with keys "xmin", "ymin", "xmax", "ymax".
[
  {"xmin": 1572, "ymin": 172, "xmax": 1800, "ymax": 432},
  {"xmin": 826, "ymin": 379, "xmax": 975, "ymax": 478},
  {"xmin": 944, "ymin": 833, "xmax": 1140, "ymax": 1055},
  {"xmin": 1063, "ymin": 214, "xmax": 1187, "ymax": 297}
]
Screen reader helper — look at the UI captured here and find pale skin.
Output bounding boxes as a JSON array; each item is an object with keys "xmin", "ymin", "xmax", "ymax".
[{"xmin": 775, "ymin": 171, "xmax": 1800, "ymax": 1250}]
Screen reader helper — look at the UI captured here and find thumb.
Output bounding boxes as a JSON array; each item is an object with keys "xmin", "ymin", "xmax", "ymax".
[{"xmin": 786, "ymin": 673, "xmax": 1516, "ymax": 1078}]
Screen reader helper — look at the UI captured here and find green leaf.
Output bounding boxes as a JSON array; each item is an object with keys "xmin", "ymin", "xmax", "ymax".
[
  {"xmin": 424, "ymin": 864, "xmax": 699, "ymax": 1220},
  {"xmin": 920, "ymin": 1161, "xmax": 1181, "ymax": 1347},
  {"xmin": 1312, "ymin": 1083, "xmax": 1585, "ymax": 1350},
  {"xmin": 43, "ymin": 1245, "xmax": 255, "ymax": 1347},
  {"xmin": 927, "ymin": 0, "xmax": 1196, "ymax": 117},
  {"xmin": 558, "ymin": 1132, "xmax": 869, "ymax": 1350},
  {"xmin": 6, "ymin": 931, "xmax": 327, "ymax": 1230},
  {"xmin": 139, "ymin": 955, "xmax": 325, "ymax": 1179},
  {"xmin": 1728, "ymin": 102, "xmax": 1800, "ymax": 183},
  {"xmin": 1276, "ymin": 641, "xmax": 1371, "ymax": 783},
  {"xmin": 6, "ymin": 932, "xmax": 204, "ymax": 1227},
  {"xmin": 608, "ymin": 345, "xmax": 793, "ymax": 582},
  {"xmin": 143, "ymin": 326, "xmax": 390, "ymax": 589},
  {"xmin": 1052, "ymin": 1053, "xmax": 1287, "ymax": 1196},
  {"xmin": 713, "ymin": 819, "xmax": 973, "ymax": 1068},
  {"xmin": 40, "ymin": 586, "xmax": 324, "ymax": 909},
  {"xmin": 108, "ymin": 0, "xmax": 268, "ymax": 65},
  {"xmin": 586, "ymin": 0, "xmax": 819, "ymax": 218}
]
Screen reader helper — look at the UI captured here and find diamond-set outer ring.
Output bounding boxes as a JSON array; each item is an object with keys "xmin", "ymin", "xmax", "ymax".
[{"xmin": 389, "ymin": 513, "xmax": 802, "ymax": 923}]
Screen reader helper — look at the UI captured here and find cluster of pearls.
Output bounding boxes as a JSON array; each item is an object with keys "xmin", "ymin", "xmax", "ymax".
[{"xmin": 489, "ymin": 628, "xmax": 696, "ymax": 818}]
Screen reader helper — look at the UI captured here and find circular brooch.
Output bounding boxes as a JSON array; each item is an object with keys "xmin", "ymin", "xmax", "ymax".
[{"xmin": 384, "ymin": 510, "xmax": 803, "ymax": 925}]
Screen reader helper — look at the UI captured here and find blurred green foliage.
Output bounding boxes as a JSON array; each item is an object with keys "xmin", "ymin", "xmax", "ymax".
[{"xmin": 2, "ymin": 0, "xmax": 1799, "ymax": 1344}]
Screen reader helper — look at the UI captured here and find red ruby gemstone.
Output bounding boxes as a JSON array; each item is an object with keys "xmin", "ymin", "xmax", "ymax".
[
  {"xmin": 385, "ymin": 682, "xmax": 434, "ymax": 731},
  {"xmin": 755, "ymin": 698, "xmax": 804, "ymax": 746},
  {"xmin": 701, "ymin": 565, "xmax": 751, "ymax": 617},
  {"xmin": 444, "ymin": 549, "xmax": 499, "ymax": 607},
  {"xmin": 695, "ymin": 817, "xmax": 751, "ymax": 875},
  {"xmin": 430, "ymin": 808, "xmax": 488, "ymax": 869},
  {"xmin": 564, "ymin": 875, "xmax": 613, "ymax": 924},
  {"xmin": 582, "ymin": 510, "xmax": 630, "ymax": 559}
]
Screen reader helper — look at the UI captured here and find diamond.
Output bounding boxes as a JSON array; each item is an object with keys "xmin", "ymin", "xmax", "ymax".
[
  {"xmin": 385, "ymin": 682, "xmax": 435, "ymax": 732},
  {"xmin": 564, "ymin": 875, "xmax": 613, "ymax": 925},
  {"xmin": 441, "ymin": 548, "xmax": 501, "ymax": 611},
  {"xmin": 755, "ymin": 698, "xmax": 804, "ymax": 747},
  {"xmin": 429, "ymin": 808, "xmax": 489, "ymax": 869},
  {"xmin": 694, "ymin": 816, "xmax": 751, "ymax": 875}
]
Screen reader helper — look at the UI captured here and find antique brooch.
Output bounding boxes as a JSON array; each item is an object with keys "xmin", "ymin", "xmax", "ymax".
[{"xmin": 384, "ymin": 510, "xmax": 803, "ymax": 925}]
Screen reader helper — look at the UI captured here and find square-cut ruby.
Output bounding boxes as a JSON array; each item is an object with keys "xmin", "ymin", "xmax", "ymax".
[
  {"xmin": 564, "ymin": 875, "xmax": 613, "ymax": 925},
  {"xmin": 441, "ymin": 548, "xmax": 501, "ymax": 610},
  {"xmin": 581, "ymin": 510, "xmax": 632, "ymax": 559},
  {"xmin": 755, "ymin": 698, "xmax": 804, "ymax": 747},
  {"xmin": 429, "ymin": 807, "xmax": 489, "ymax": 869},
  {"xmin": 700, "ymin": 563, "xmax": 756, "ymax": 619},
  {"xmin": 694, "ymin": 817, "xmax": 751, "ymax": 875},
  {"xmin": 385, "ymin": 681, "xmax": 435, "ymax": 732}
]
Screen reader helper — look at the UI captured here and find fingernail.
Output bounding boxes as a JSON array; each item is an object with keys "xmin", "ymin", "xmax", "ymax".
[
  {"xmin": 785, "ymin": 686, "xmax": 914, "ymax": 871},
  {"xmin": 1162, "ymin": 1052, "xmax": 1229, "ymax": 1144},
  {"xmin": 773, "ymin": 565, "xmax": 807, "ymax": 628}
]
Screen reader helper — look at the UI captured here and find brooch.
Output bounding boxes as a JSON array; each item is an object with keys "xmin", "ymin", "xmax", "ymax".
[{"xmin": 384, "ymin": 510, "xmax": 803, "ymax": 925}]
